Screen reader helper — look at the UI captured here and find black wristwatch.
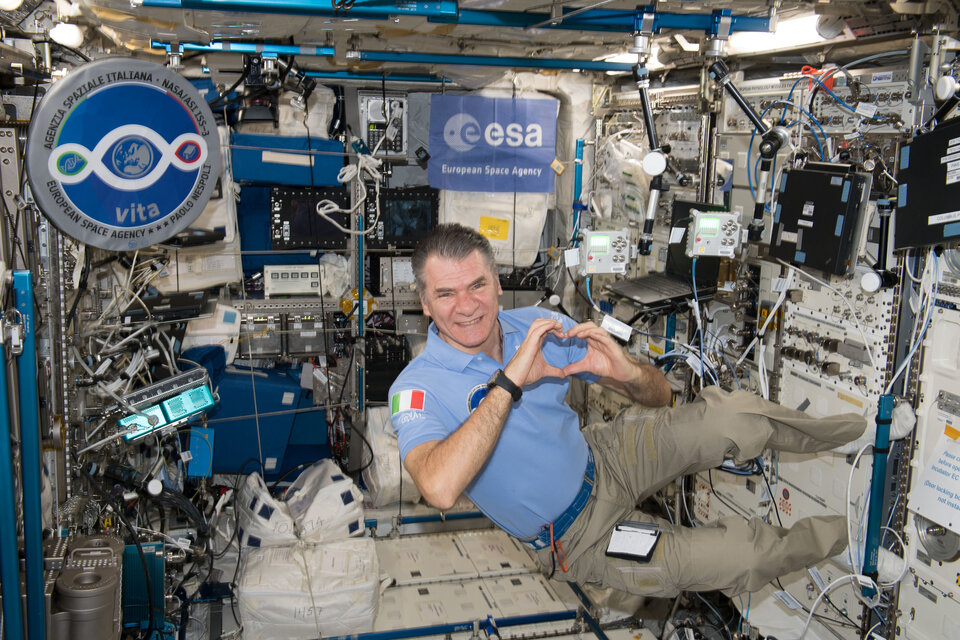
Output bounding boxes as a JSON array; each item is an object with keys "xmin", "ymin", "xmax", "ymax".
[{"xmin": 488, "ymin": 369, "xmax": 522, "ymax": 403}]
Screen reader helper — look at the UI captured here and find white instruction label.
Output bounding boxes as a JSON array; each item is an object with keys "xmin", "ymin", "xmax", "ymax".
[
  {"xmin": 685, "ymin": 353, "xmax": 703, "ymax": 375},
  {"xmin": 772, "ymin": 277, "xmax": 788, "ymax": 292},
  {"xmin": 941, "ymin": 152, "xmax": 960, "ymax": 164},
  {"xmin": 264, "ymin": 457, "xmax": 277, "ymax": 471},
  {"xmin": 281, "ymin": 391, "xmax": 295, "ymax": 406},
  {"xmin": 600, "ymin": 315, "xmax": 633, "ymax": 341},
  {"xmin": 929, "ymin": 210, "xmax": 960, "ymax": 225},
  {"xmin": 911, "ymin": 423, "xmax": 960, "ymax": 535},
  {"xmin": 780, "ymin": 231, "xmax": 799, "ymax": 244},
  {"xmin": 855, "ymin": 102, "xmax": 878, "ymax": 119},
  {"xmin": 564, "ymin": 248, "xmax": 580, "ymax": 268},
  {"xmin": 773, "ymin": 590, "xmax": 803, "ymax": 610},
  {"xmin": 669, "ymin": 227, "xmax": 686, "ymax": 244},
  {"xmin": 175, "ymin": 537, "xmax": 192, "ymax": 550},
  {"xmin": 871, "ymin": 71, "xmax": 894, "ymax": 84}
]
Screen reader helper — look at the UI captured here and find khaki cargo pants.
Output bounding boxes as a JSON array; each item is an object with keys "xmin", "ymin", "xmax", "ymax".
[{"xmin": 535, "ymin": 387, "xmax": 865, "ymax": 597}]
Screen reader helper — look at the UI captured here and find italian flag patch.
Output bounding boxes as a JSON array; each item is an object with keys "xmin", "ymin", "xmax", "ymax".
[{"xmin": 391, "ymin": 389, "xmax": 425, "ymax": 414}]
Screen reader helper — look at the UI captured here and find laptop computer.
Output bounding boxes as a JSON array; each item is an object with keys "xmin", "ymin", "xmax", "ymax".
[{"xmin": 604, "ymin": 200, "xmax": 725, "ymax": 310}]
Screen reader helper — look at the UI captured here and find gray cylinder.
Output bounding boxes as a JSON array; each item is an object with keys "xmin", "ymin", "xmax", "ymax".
[{"xmin": 55, "ymin": 566, "xmax": 121, "ymax": 640}]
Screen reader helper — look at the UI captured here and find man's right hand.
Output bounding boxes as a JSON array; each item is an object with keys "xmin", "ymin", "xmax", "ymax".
[{"xmin": 503, "ymin": 318, "xmax": 566, "ymax": 388}]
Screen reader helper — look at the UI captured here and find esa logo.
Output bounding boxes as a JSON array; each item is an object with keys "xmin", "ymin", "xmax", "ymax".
[{"xmin": 443, "ymin": 113, "xmax": 544, "ymax": 153}]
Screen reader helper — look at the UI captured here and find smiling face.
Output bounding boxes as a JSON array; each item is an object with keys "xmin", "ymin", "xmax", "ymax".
[{"xmin": 419, "ymin": 249, "xmax": 503, "ymax": 357}]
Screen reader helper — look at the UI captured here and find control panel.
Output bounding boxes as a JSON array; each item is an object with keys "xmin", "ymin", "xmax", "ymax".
[
  {"xmin": 263, "ymin": 265, "xmax": 322, "ymax": 298},
  {"xmin": 579, "ymin": 228, "xmax": 631, "ymax": 276},
  {"xmin": 686, "ymin": 210, "xmax": 742, "ymax": 258},
  {"xmin": 358, "ymin": 91, "xmax": 408, "ymax": 157},
  {"xmin": 377, "ymin": 257, "xmax": 416, "ymax": 297}
]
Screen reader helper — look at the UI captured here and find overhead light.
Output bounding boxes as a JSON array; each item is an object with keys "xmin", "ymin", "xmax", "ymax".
[
  {"xmin": 599, "ymin": 46, "xmax": 664, "ymax": 73},
  {"xmin": 727, "ymin": 14, "xmax": 826, "ymax": 55},
  {"xmin": 673, "ymin": 34, "xmax": 699, "ymax": 53},
  {"xmin": 0, "ymin": 0, "xmax": 24, "ymax": 10},
  {"xmin": 49, "ymin": 23, "xmax": 85, "ymax": 48}
]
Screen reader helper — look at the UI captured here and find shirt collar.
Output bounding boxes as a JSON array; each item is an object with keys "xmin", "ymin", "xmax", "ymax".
[{"xmin": 424, "ymin": 311, "xmax": 516, "ymax": 372}]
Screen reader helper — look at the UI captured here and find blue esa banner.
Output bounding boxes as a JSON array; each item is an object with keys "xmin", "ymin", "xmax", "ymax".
[{"xmin": 428, "ymin": 95, "xmax": 558, "ymax": 193}]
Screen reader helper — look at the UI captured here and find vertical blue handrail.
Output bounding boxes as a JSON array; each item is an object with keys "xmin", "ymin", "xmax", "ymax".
[
  {"xmin": 862, "ymin": 394, "xmax": 894, "ymax": 597},
  {"xmin": 14, "ymin": 271, "xmax": 44, "ymax": 639},
  {"xmin": 571, "ymin": 139, "xmax": 586, "ymax": 246},
  {"xmin": 0, "ymin": 310, "xmax": 25, "ymax": 639}
]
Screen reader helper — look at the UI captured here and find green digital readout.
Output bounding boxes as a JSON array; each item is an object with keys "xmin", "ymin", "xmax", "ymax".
[
  {"xmin": 590, "ymin": 234, "xmax": 610, "ymax": 253},
  {"xmin": 697, "ymin": 217, "xmax": 721, "ymax": 237}
]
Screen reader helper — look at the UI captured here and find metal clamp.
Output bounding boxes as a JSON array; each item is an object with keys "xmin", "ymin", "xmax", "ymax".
[{"xmin": 3, "ymin": 309, "xmax": 24, "ymax": 355}]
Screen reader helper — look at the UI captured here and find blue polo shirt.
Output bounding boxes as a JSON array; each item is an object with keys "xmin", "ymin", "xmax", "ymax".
[{"xmin": 389, "ymin": 306, "xmax": 597, "ymax": 539}]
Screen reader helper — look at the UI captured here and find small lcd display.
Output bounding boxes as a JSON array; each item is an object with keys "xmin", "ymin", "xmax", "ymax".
[
  {"xmin": 590, "ymin": 234, "xmax": 610, "ymax": 253},
  {"xmin": 698, "ymin": 217, "xmax": 720, "ymax": 237}
]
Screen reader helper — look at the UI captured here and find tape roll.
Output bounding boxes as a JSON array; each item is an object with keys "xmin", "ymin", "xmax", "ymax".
[{"xmin": 26, "ymin": 58, "xmax": 221, "ymax": 251}]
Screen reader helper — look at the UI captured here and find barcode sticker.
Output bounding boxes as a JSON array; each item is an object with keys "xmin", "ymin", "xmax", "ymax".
[
  {"xmin": 564, "ymin": 248, "xmax": 580, "ymax": 268},
  {"xmin": 773, "ymin": 590, "xmax": 803, "ymax": 610},
  {"xmin": 669, "ymin": 227, "xmax": 686, "ymax": 244},
  {"xmin": 808, "ymin": 566, "xmax": 826, "ymax": 592},
  {"xmin": 180, "ymin": 450, "xmax": 193, "ymax": 463}
]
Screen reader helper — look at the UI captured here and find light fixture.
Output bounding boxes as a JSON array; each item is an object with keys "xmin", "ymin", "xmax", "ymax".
[
  {"xmin": 727, "ymin": 14, "xmax": 826, "ymax": 55},
  {"xmin": 0, "ymin": 0, "xmax": 24, "ymax": 11},
  {"xmin": 49, "ymin": 23, "xmax": 84, "ymax": 48},
  {"xmin": 673, "ymin": 34, "xmax": 700, "ymax": 53},
  {"xmin": 599, "ymin": 46, "xmax": 664, "ymax": 73}
]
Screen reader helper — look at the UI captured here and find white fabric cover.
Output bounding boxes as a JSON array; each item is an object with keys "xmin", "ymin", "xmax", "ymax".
[
  {"xmin": 362, "ymin": 406, "xmax": 421, "ymax": 507},
  {"xmin": 440, "ymin": 191, "xmax": 549, "ymax": 267},
  {"xmin": 237, "ymin": 538, "xmax": 379, "ymax": 640},
  {"xmin": 237, "ymin": 460, "xmax": 364, "ymax": 548},
  {"xmin": 237, "ymin": 86, "xmax": 336, "ymax": 138},
  {"xmin": 237, "ymin": 472, "xmax": 297, "ymax": 548},
  {"xmin": 285, "ymin": 459, "xmax": 366, "ymax": 542}
]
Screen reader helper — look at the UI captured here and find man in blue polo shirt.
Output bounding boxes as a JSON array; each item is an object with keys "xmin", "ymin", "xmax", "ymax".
[{"xmin": 390, "ymin": 223, "xmax": 908, "ymax": 596}]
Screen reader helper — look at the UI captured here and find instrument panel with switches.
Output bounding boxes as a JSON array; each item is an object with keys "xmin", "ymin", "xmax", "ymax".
[{"xmin": 579, "ymin": 229, "xmax": 631, "ymax": 276}]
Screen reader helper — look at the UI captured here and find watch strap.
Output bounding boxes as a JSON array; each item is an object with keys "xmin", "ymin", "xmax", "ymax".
[{"xmin": 489, "ymin": 369, "xmax": 522, "ymax": 402}]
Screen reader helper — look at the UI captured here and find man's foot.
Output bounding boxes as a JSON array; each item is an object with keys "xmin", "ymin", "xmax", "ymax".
[
  {"xmin": 832, "ymin": 546, "xmax": 906, "ymax": 585},
  {"xmin": 832, "ymin": 401, "xmax": 916, "ymax": 456}
]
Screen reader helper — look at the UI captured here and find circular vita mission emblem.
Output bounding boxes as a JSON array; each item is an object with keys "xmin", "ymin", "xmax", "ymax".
[{"xmin": 26, "ymin": 58, "xmax": 220, "ymax": 251}]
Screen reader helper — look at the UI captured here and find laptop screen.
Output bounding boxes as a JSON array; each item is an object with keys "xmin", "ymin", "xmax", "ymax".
[{"xmin": 665, "ymin": 200, "xmax": 726, "ymax": 287}]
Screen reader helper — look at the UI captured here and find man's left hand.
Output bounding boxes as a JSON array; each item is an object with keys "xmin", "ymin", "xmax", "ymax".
[{"xmin": 560, "ymin": 321, "xmax": 637, "ymax": 383}]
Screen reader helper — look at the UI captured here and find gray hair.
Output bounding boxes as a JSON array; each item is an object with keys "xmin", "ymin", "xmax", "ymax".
[{"xmin": 412, "ymin": 223, "xmax": 498, "ymax": 293}]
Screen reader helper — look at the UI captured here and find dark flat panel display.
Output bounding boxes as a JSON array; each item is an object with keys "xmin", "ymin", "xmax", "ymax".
[
  {"xmin": 364, "ymin": 186, "xmax": 439, "ymax": 249},
  {"xmin": 896, "ymin": 117, "xmax": 960, "ymax": 249},
  {"xmin": 769, "ymin": 165, "xmax": 868, "ymax": 276},
  {"xmin": 270, "ymin": 186, "xmax": 350, "ymax": 250}
]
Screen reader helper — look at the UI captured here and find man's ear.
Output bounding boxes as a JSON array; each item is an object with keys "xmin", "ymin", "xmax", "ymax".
[{"xmin": 419, "ymin": 294, "xmax": 431, "ymax": 319}]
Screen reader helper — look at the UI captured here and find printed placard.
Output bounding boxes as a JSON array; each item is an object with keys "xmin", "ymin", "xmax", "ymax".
[{"xmin": 428, "ymin": 94, "xmax": 558, "ymax": 193}]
